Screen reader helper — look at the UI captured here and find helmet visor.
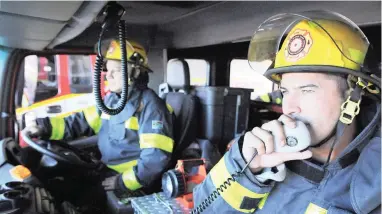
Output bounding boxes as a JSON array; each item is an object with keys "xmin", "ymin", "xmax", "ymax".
[{"xmin": 248, "ymin": 10, "xmax": 370, "ymax": 77}]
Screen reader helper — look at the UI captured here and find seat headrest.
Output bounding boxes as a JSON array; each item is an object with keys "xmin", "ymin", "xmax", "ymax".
[{"xmin": 167, "ymin": 59, "xmax": 190, "ymax": 90}]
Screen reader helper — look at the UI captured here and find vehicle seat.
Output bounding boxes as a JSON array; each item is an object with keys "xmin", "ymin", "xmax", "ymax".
[
  {"xmin": 193, "ymin": 86, "xmax": 253, "ymax": 153},
  {"xmin": 160, "ymin": 59, "xmax": 198, "ymax": 164},
  {"xmin": 159, "ymin": 59, "xmax": 191, "ymax": 98}
]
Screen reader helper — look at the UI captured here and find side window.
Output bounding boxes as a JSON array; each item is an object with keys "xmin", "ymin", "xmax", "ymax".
[
  {"xmin": 185, "ymin": 59, "xmax": 210, "ymax": 86},
  {"xmin": 22, "ymin": 55, "xmax": 58, "ymax": 106},
  {"xmin": 229, "ymin": 59, "xmax": 273, "ymax": 100},
  {"xmin": 17, "ymin": 54, "xmax": 96, "ymax": 119},
  {"xmin": 68, "ymin": 55, "xmax": 93, "ymax": 93}
]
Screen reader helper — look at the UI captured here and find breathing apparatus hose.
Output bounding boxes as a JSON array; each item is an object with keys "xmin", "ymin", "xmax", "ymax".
[{"xmin": 93, "ymin": 9, "xmax": 128, "ymax": 115}]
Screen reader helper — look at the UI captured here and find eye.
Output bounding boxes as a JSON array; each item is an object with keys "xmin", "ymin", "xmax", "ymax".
[
  {"xmin": 280, "ymin": 90, "xmax": 288, "ymax": 95},
  {"xmin": 302, "ymin": 89, "xmax": 314, "ymax": 94}
]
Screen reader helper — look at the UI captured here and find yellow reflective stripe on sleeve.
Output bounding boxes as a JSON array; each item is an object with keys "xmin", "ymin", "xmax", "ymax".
[
  {"xmin": 49, "ymin": 117, "xmax": 65, "ymax": 140},
  {"xmin": 125, "ymin": 117, "xmax": 139, "ymax": 131},
  {"xmin": 107, "ymin": 160, "xmax": 138, "ymax": 174},
  {"xmin": 275, "ymin": 97, "xmax": 282, "ymax": 105},
  {"xmin": 260, "ymin": 94, "xmax": 271, "ymax": 103},
  {"xmin": 101, "ymin": 113, "xmax": 110, "ymax": 120},
  {"xmin": 305, "ymin": 203, "xmax": 328, "ymax": 214},
  {"xmin": 83, "ymin": 106, "xmax": 102, "ymax": 134},
  {"xmin": 166, "ymin": 103, "xmax": 174, "ymax": 114},
  {"xmin": 140, "ymin": 134, "xmax": 174, "ymax": 153},
  {"xmin": 257, "ymin": 194, "xmax": 269, "ymax": 209},
  {"xmin": 210, "ymin": 157, "xmax": 269, "ymax": 213},
  {"xmin": 122, "ymin": 168, "xmax": 142, "ymax": 191}
]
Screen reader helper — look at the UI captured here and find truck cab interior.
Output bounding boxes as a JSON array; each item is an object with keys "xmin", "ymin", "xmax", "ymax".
[{"xmin": 0, "ymin": 1, "xmax": 380, "ymax": 214}]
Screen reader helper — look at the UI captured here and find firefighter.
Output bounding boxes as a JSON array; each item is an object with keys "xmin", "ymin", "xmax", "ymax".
[
  {"xmin": 193, "ymin": 11, "xmax": 381, "ymax": 213},
  {"xmin": 23, "ymin": 40, "xmax": 175, "ymax": 196},
  {"xmin": 255, "ymin": 90, "xmax": 283, "ymax": 105}
]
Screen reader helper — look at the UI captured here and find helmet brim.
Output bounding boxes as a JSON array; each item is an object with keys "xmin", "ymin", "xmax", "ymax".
[{"xmin": 266, "ymin": 65, "xmax": 381, "ymax": 88}]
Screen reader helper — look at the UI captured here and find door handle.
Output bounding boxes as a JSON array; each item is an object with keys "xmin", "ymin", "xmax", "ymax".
[{"xmin": 46, "ymin": 105, "xmax": 62, "ymax": 114}]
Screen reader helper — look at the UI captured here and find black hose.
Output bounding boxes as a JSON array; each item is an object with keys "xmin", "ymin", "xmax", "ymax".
[{"xmin": 93, "ymin": 20, "xmax": 128, "ymax": 115}]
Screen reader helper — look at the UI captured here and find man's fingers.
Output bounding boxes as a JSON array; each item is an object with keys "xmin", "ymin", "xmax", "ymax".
[
  {"xmin": 280, "ymin": 150, "xmax": 313, "ymax": 162},
  {"xmin": 262, "ymin": 121, "xmax": 286, "ymax": 147},
  {"xmin": 278, "ymin": 115, "xmax": 296, "ymax": 129},
  {"xmin": 102, "ymin": 179, "xmax": 114, "ymax": 186},
  {"xmin": 252, "ymin": 127, "xmax": 274, "ymax": 154},
  {"xmin": 23, "ymin": 126, "xmax": 40, "ymax": 137},
  {"xmin": 104, "ymin": 186, "xmax": 114, "ymax": 191},
  {"xmin": 103, "ymin": 176, "xmax": 117, "ymax": 190},
  {"xmin": 244, "ymin": 131, "xmax": 266, "ymax": 155}
]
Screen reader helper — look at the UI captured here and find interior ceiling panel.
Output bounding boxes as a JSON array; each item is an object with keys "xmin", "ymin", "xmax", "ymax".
[
  {"xmin": 1, "ymin": 1, "xmax": 380, "ymax": 51},
  {"xmin": 0, "ymin": 37, "xmax": 49, "ymax": 51},
  {"xmin": 0, "ymin": 1, "xmax": 82, "ymax": 21},
  {"xmin": 0, "ymin": 12, "xmax": 65, "ymax": 40},
  {"xmin": 57, "ymin": 1, "xmax": 381, "ymax": 50},
  {"xmin": 0, "ymin": 1, "xmax": 106, "ymax": 50},
  {"xmin": 151, "ymin": 1, "xmax": 207, "ymax": 9},
  {"xmin": 118, "ymin": 1, "xmax": 220, "ymax": 24},
  {"xmin": 0, "ymin": 1, "xmax": 85, "ymax": 50}
]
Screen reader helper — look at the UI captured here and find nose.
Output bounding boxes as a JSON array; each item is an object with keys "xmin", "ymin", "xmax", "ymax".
[
  {"xmin": 282, "ymin": 94, "xmax": 301, "ymax": 115},
  {"xmin": 106, "ymin": 70, "xmax": 113, "ymax": 80}
]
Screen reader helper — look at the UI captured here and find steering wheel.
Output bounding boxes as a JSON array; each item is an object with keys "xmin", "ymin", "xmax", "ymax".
[{"xmin": 21, "ymin": 130, "xmax": 99, "ymax": 169}]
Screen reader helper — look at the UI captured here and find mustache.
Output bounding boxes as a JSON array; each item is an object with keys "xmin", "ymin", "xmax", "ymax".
[{"xmin": 289, "ymin": 114, "xmax": 310, "ymax": 125}]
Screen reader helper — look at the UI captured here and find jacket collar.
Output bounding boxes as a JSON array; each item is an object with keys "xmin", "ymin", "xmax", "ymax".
[
  {"xmin": 106, "ymin": 88, "xmax": 144, "ymax": 124},
  {"xmin": 286, "ymin": 98, "xmax": 381, "ymax": 182}
]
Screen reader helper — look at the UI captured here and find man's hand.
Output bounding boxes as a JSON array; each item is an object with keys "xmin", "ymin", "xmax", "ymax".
[
  {"xmin": 242, "ymin": 115, "xmax": 312, "ymax": 174},
  {"xmin": 102, "ymin": 175, "xmax": 118, "ymax": 191},
  {"xmin": 22, "ymin": 112, "xmax": 43, "ymax": 137}
]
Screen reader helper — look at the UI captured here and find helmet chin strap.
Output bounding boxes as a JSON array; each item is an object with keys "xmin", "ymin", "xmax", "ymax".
[
  {"xmin": 308, "ymin": 118, "xmax": 348, "ymax": 167},
  {"xmin": 323, "ymin": 122, "xmax": 347, "ymax": 167},
  {"xmin": 309, "ymin": 127, "xmax": 337, "ymax": 148}
]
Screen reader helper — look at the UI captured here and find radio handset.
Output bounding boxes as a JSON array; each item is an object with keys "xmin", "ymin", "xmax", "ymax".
[{"xmin": 191, "ymin": 121, "xmax": 311, "ymax": 214}]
